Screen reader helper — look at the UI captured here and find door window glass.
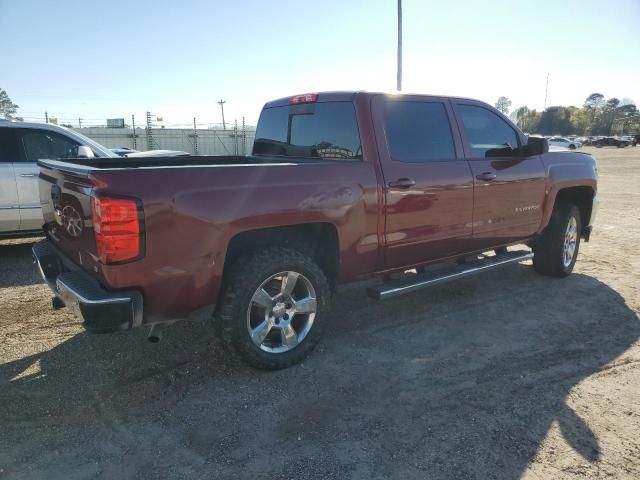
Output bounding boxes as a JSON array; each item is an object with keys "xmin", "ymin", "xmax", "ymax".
[
  {"xmin": 459, "ymin": 105, "xmax": 519, "ymax": 158},
  {"xmin": 383, "ymin": 101, "xmax": 456, "ymax": 162},
  {"xmin": 20, "ymin": 130, "xmax": 79, "ymax": 161}
]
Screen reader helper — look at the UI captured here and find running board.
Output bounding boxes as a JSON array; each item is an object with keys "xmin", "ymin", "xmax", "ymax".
[{"xmin": 367, "ymin": 250, "xmax": 534, "ymax": 300}]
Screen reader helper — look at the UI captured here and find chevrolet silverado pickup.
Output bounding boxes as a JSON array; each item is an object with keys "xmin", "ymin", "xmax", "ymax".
[{"xmin": 33, "ymin": 92, "xmax": 598, "ymax": 369}]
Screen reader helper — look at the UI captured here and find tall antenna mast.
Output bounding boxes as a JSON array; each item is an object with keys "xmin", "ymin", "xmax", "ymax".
[
  {"xmin": 543, "ymin": 72, "xmax": 549, "ymax": 109},
  {"xmin": 397, "ymin": 0, "xmax": 403, "ymax": 91}
]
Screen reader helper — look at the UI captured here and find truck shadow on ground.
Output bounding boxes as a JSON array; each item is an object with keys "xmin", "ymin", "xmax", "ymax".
[{"xmin": 1, "ymin": 250, "xmax": 639, "ymax": 478}]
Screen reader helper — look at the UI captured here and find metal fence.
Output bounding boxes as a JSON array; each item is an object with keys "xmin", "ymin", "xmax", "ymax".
[
  {"xmin": 77, "ymin": 125, "xmax": 256, "ymax": 155},
  {"xmin": 21, "ymin": 111, "xmax": 257, "ymax": 155}
]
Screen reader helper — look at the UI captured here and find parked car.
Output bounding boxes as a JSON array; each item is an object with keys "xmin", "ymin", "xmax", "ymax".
[
  {"xmin": 33, "ymin": 92, "xmax": 598, "ymax": 369},
  {"xmin": 111, "ymin": 148, "xmax": 189, "ymax": 157},
  {"xmin": 125, "ymin": 149, "xmax": 190, "ymax": 157},
  {"xmin": 110, "ymin": 147, "xmax": 138, "ymax": 156},
  {"xmin": 593, "ymin": 137, "xmax": 630, "ymax": 148},
  {"xmin": 548, "ymin": 137, "xmax": 582, "ymax": 150},
  {"xmin": 0, "ymin": 120, "xmax": 116, "ymax": 238}
]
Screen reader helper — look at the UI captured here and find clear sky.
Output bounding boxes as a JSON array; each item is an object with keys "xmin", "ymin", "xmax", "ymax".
[{"xmin": 1, "ymin": 0, "xmax": 638, "ymax": 127}]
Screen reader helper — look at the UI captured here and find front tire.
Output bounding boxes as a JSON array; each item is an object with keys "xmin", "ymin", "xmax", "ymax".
[
  {"xmin": 215, "ymin": 247, "xmax": 331, "ymax": 369},
  {"xmin": 533, "ymin": 204, "xmax": 582, "ymax": 277}
]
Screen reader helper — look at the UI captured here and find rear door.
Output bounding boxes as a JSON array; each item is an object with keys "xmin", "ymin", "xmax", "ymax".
[
  {"xmin": 16, "ymin": 128, "xmax": 81, "ymax": 230},
  {"xmin": 372, "ymin": 95, "xmax": 474, "ymax": 268},
  {"xmin": 452, "ymin": 102, "xmax": 546, "ymax": 246},
  {"xmin": 0, "ymin": 128, "xmax": 20, "ymax": 232}
]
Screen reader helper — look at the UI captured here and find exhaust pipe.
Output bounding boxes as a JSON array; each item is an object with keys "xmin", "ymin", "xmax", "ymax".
[{"xmin": 147, "ymin": 324, "xmax": 164, "ymax": 343}]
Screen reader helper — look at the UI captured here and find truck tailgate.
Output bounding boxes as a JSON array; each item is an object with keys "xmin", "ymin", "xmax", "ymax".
[{"xmin": 38, "ymin": 160, "xmax": 102, "ymax": 275}]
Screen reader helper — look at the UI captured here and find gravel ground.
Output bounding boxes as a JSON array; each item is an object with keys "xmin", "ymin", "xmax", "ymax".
[{"xmin": 1, "ymin": 147, "xmax": 639, "ymax": 479}]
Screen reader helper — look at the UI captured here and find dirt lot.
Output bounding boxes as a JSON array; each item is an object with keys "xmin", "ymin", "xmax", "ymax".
[{"xmin": 1, "ymin": 147, "xmax": 639, "ymax": 479}]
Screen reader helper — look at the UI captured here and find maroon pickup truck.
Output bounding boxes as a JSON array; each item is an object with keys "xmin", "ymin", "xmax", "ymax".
[{"xmin": 33, "ymin": 91, "xmax": 597, "ymax": 369}]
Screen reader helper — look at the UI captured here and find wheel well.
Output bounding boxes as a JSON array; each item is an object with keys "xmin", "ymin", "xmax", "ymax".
[
  {"xmin": 223, "ymin": 223, "xmax": 339, "ymax": 284},
  {"xmin": 555, "ymin": 186, "xmax": 594, "ymax": 229}
]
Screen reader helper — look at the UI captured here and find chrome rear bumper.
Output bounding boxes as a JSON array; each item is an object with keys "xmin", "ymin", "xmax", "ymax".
[{"xmin": 33, "ymin": 240, "xmax": 143, "ymax": 333}]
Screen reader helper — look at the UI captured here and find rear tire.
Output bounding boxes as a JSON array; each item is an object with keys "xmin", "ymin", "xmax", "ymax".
[
  {"xmin": 533, "ymin": 204, "xmax": 581, "ymax": 277},
  {"xmin": 215, "ymin": 247, "xmax": 330, "ymax": 369}
]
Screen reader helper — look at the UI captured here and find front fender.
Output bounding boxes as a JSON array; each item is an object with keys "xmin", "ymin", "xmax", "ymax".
[{"xmin": 537, "ymin": 152, "xmax": 597, "ymax": 235}]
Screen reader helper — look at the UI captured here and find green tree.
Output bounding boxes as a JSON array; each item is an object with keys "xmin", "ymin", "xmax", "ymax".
[
  {"xmin": 570, "ymin": 108, "xmax": 592, "ymax": 135},
  {"xmin": 495, "ymin": 96, "xmax": 512, "ymax": 114},
  {"xmin": 514, "ymin": 106, "xmax": 541, "ymax": 133},
  {"xmin": 584, "ymin": 93, "xmax": 605, "ymax": 111},
  {"xmin": 0, "ymin": 88, "xmax": 22, "ymax": 120},
  {"xmin": 537, "ymin": 106, "xmax": 573, "ymax": 135},
  {"xmin": 616, "ymin": 103, "xmax": 637, "ymax": 116},
  {"xmin": 591, "ymin": 97, "xmax": 623, "ymax": 135}
]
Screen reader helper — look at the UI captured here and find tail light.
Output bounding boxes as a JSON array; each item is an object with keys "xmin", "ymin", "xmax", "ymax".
[{"xmin": 91, "ymin": 195, "xmax": 144, "ymax": 264}]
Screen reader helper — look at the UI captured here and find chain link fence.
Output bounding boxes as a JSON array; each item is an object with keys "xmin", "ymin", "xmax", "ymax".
[
  {"xmin": 20, "ymin": 112, "xmax": 256, "ymax": 155},
  {"xmin": 78, "ymin": 125, "xmax": 255, "ymax": 155}
]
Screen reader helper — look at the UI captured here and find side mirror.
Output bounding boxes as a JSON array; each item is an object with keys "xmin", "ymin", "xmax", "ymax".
[
  {"xmin": 76, "ymin": 145, "xmax": 95, "ymax": 159},
  {"xmin": 524, "ymin": 136, "xmax": 549, "ymax": 156}
]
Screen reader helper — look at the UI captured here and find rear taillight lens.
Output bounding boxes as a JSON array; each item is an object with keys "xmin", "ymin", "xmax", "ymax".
[{"xmin": 91, "ymin": 195, "xmax": 143, "ymax": 264}]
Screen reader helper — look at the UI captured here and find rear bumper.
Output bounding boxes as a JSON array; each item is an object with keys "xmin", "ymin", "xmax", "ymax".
[{"xmin": 33, "ymin": 240, "xmax": 143, "ymax": 333}]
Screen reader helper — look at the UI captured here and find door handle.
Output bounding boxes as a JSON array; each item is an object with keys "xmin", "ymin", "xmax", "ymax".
[
  {"xmin": 388, "ymin": 178, "xmax": 416, "ymax": 189},
  {"xmin": 19, "ymin": 173, "xmax": 36, "ymax": 177},
  {"xmin": 476, "ymin": 172, "xmax": 497, "ymax": 181}
]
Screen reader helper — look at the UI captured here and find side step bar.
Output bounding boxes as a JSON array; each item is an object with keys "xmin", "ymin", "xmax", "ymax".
[{"xmin": 367, "ymin": 250, "xmax": 534, "ymax": 300}]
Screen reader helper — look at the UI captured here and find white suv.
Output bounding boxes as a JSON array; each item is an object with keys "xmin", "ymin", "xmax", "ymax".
[{"xmin": 0, "ymin": 121, "xmax": 116, "ymax": 238}]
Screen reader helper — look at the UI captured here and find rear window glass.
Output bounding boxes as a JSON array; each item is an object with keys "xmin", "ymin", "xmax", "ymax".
[
  {"xmin": 383, "ymin": 101, "xmax": 456, "ymax": 162},
  {"xmin": 253, "ymin": 102, "xmax": 362, "ymax": 160}
]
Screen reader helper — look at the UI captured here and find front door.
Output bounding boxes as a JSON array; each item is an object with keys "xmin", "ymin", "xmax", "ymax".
[
  {"xmin": 453, "ymin": 103, "xmax": 546, "ymax": 247},
  {"xmin": 372, "ymin": 95, "xmax": 474, "ymax": 269},
  {"xmin": 0, "ymin": 128, "xmax": 21, "ymax": 232}
]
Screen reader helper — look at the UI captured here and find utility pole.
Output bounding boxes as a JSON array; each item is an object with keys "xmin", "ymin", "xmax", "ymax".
[
  {"xmin": 193, "ymin": 117, "xmax": 198, "ymax": 155},
  {"xmin": 217, "ymin": 99, "xmax": 227, "ymax": 130},
  {"xmin": 78, "ymin": 117, "xmax": 82, "ymax": 128},
  {"xmin": 131, "ymin": 114, "xmax": 137, "ymax": 149},
  {"xmin": 45, "ymin": 111, "xmax": 49, "ymax": 123},
  {"xmin": 234, "ymin": 119, "xmax": 239, "ymax": 155},
  {"xmin": 397, "ymin": 0, "xmax": 402, "ymax": 91},
  {"xmin": 242, "ymin": 116, "xmax": 246, "ymax": 155},
  {"xmin": 146, "ymin": 111, "xmax": 154, "ymax": 150},
  {"xmin": 544, "ymin": 72, "xmax": 549, "ymax": 110}
]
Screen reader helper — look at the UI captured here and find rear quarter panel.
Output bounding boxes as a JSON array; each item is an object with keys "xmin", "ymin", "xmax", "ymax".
[{"xmin": 91, "ymin": 161, "xmax": 380, "ymax": 320}]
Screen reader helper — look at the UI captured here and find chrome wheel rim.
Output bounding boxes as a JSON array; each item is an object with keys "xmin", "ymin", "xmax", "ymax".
[
  {"xmin": 563, "ymin": 216, "xmax": 578, "ymax": 267},
  {"xmin": 62, "ymin": 206, "xmax": 83, "ymax": 237},
  {"xmin": 246, "ymin": 271, "xmax": 317, "ymax": 353}
]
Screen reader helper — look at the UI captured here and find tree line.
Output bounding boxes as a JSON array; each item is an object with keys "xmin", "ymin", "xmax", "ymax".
[{"xmin": 497, "ymin": 94, "xmax": 638, "ymax": 136}]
